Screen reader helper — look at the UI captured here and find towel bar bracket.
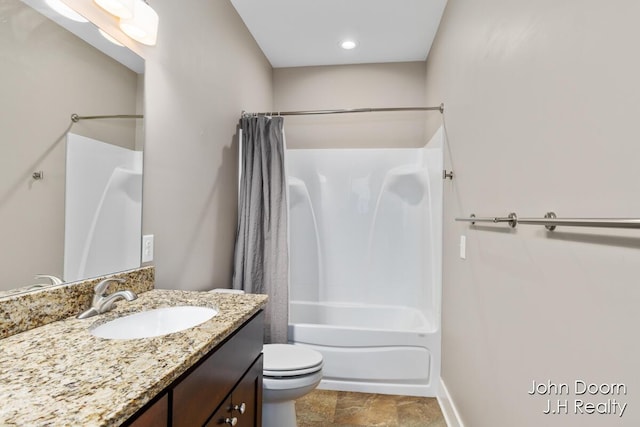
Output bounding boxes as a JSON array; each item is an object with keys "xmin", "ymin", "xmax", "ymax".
[{"xmin": 544, "ymin": 212, "xmax": 557, "ymax": 231}]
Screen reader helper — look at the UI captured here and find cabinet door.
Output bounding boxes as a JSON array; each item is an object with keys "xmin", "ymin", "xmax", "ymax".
[
  {"xmin": 173, "ymin": 312, "xmax": 264, "ymax": 427},
  {"xmin": 204, "ymin": 394, "xmax": 235, "ymax": 426},
  {"xmin": 126, "ymin": 393, "xmax": 168, "ymax": 427},
  {"xmin": 205, "ymin": 355, "xmax": 263, "ymax": 427},
  {"xmin": 232, "ymin": 354, "xmax": 263, "ymax": 427}
]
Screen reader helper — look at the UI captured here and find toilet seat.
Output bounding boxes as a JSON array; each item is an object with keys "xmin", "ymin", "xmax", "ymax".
[{"xmin": 263, "ymin": 344, "xmax": 323, "ymax": 377}]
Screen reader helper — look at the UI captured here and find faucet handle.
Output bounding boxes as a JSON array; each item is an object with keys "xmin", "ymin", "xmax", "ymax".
[{"xmin": 94, "ymin": 278, "xmax": 126, "ymax": 296}]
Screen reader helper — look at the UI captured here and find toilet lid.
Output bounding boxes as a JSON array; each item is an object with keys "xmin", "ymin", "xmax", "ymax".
[{"xmin": 263, "ymin": 344, "xmax": 323, "ymax": 377}]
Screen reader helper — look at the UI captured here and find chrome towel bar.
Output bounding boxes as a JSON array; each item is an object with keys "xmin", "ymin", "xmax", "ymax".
[{"xmin": 455, "ymin": 212, "xmax": 640, "ymax": 231}]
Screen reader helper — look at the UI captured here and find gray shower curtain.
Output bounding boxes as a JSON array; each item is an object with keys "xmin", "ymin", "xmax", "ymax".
[{"xmin": 232, "ymin": 115, "xmax": 288, "ymax": 344}]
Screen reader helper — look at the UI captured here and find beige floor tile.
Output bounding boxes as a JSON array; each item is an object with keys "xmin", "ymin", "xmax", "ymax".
[
  {"xmin": 296, "ymin": 390, "xmax": 445, "ymax": 427},
  {"xmin": 296, "ymin": 389, "xmax": 339, "ymax": 424},
  {"xmin": 397, "ymin": 396, "xmax": 444, "ymax": 426},
  {"xmin": 333, "ymin": 392, "xmax": 399, "ymax": 426}
]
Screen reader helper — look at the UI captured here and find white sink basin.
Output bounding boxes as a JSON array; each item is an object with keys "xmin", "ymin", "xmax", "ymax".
[{"xmin": 90, "ymin": 306, "xmax": 218, "ymax": 339}]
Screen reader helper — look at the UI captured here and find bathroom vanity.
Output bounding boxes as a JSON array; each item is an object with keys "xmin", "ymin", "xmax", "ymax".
[
  {"xmin": 0, "ymin": 289, "xmax": 267, "ymax": 426},
  {"xmin": 128, "ymin": 309, "xmax": 264, "ymax": 426}
]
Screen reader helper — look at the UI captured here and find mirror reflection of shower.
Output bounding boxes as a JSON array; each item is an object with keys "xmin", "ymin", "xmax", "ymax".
[
  {"xmin": 287, "ymin": 127, "xmax": 443, "ymax": 397},
  {"xmin": 64, "ymin": 133, "xmax": 143, "ymax": 282}
]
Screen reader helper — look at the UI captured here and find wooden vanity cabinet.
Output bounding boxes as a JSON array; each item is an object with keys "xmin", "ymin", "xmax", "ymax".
[{"xmin": 124, "ymin": 311, "xmax": 264, "ymax": 427}]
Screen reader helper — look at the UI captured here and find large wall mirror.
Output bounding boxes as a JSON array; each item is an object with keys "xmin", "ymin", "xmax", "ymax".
[{"xmin": 0, "ymin": 0, "xmax": 145, "ymax": 297}]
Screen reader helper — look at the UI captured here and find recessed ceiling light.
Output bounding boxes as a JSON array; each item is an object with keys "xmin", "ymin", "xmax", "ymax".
[{"xmin": 340, "ymin": 40, "xmax": 358, "ymax": 50}]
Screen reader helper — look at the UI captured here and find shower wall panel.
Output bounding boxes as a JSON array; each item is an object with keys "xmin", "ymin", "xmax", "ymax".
[{"xmin": 287, "ymin": 136, "xmax": 442, "ymax": 317}]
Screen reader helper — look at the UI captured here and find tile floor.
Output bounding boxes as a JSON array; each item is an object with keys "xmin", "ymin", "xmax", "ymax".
[{"xmin": 295, "ymin": 389, "xmax": 446, "ymax": 427}]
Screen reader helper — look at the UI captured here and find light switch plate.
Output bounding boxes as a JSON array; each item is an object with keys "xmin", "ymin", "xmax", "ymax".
[{"xmin": 142, "ymin": 234, "xmax": 154, "ymax": 262}]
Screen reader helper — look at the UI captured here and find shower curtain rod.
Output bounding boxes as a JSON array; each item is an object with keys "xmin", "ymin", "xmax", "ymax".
[
  {"xmin": 241, "ymin": 103, "xmax": 444, "ymax": 117},
  {"xmin": 71, "ymin": 114, "xmax": 144, "ymax": 123}
]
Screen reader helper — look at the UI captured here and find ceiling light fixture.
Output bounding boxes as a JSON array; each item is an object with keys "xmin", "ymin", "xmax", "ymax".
[
  {"xmin": 119, "ymin": 0, "xmax": 159, "ymax": 46},
  {"xmin": 340, "ymin": 40, "xmax": 358, "ymax": 50},
  {"xmin": 98, "ymin": 28, "xmax": 124, "ymax": 46},
  {"xmin": 94, "ymin": 0, "xmax": 134, "ymax": 19},
  {"xmin": 45, "ymin": 0, "xmax": 89, "ymax": 23}
]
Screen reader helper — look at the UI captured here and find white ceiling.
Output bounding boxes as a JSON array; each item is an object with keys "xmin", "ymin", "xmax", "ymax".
[{"xmin": 230, "ymin": 0, "xmax": 448, "ymax": 68}]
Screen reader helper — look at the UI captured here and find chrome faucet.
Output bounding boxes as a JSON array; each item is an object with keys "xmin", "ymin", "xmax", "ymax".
[
  {"xmin": 77, "ymin": 278, "xmax": 137, "ymax": 319},
  {"xmin": 24, "ymin": 275, "xmax": 65, "ymax": 291},
  {"xmin": 34, "ymin": 274, "xmax": 64, "ymax": 285}
]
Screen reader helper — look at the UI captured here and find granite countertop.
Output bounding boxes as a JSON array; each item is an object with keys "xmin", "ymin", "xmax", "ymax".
[{"xmin": 0, "ymin": 289, "xmax": 268, "ymax": 426}]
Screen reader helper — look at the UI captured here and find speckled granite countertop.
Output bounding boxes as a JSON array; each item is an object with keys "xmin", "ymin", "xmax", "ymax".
[{"xmin": 0, "ymin": 289, "xmax": 267, "ymax": 427}]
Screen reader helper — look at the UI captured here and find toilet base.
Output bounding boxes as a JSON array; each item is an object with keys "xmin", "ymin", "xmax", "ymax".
[
  {"xmin": 262, "ymin": 400, "xmax": 297, "ymax": 427},
  {"xmin": 261, "ymin": 370, "xmax": 323, "ymax": 427},
  {"xmin": 261, "ymin": 345, "xmax": 324, "ymax": 427}
]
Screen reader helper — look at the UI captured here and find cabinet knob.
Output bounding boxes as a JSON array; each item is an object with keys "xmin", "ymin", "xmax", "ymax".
[
  {"xmin": 233, "ymin": 402, "xmax": 246, "ymax": 414},
  {"xmin": 224, "ymin": 417, "xmax": 238, "ymax": 426}
]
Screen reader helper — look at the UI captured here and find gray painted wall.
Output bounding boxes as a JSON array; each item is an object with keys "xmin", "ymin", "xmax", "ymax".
[
  {"xmin": 142, "ymin": 0, "xmax": 273, "ymax": 290},
  {"xmin": 274, "ymin": 62, "xmax": 427, "ymax": 149},
  {"xmin": 425, "ymin": 0, "xmax": 639, "ymax": 425}
]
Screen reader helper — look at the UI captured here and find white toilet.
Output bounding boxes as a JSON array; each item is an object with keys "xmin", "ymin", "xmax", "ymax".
[
  {"xmin": 262, "ymin": 344, "xmax": 324, "ymax": 427},
  {"xmin": 209, "ymin": 289, "xmax": 324, "ymax": 426}
]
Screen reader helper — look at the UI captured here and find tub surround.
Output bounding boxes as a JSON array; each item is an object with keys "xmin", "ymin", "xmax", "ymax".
[
  {"xmin": 286, "ymin": 134, "xmax": 443, "ymax": 397},
  {"xmin": 0, "ymin": 267, "xmax": 155, "ymax": 339},
  {"xmin": 0, "ymin": 289, "xmax": 268, "ymax": 426}
]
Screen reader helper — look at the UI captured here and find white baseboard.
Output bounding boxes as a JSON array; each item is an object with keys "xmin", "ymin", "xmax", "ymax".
[{"xmin": 437, "ymin": 378, "xmax": 465, "ymax": 427}]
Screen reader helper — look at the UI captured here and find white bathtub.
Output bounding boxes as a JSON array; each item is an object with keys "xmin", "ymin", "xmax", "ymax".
[{"xmin": 288, "ymin": 301, "xmax": 440, "ymax": 397}]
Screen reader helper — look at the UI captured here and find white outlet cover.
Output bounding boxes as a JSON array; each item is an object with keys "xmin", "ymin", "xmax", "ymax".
[{"xmin": 142, "ymin": 234, "xmax": 154, "ymax": 262}]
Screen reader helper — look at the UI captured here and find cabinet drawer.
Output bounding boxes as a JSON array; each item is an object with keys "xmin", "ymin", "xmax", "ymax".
[{"xmin": 173, "ymin": 311, "xmax": 264, "ymax": 427}]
